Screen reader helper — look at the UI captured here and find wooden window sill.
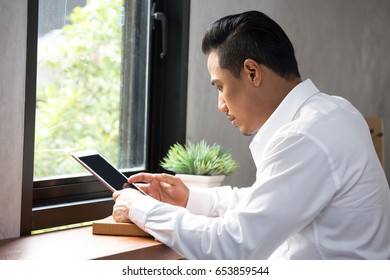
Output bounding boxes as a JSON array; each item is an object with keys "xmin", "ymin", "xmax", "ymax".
[{"xmin": 0, "ymin": 226, "xmax": 182, "ymax": 260}]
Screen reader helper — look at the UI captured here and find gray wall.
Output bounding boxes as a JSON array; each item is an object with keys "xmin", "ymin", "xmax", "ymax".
[
  {"xmin": 187, "ymin": 0, "xmax": 390, "ymax": 187},
  {"xmin": 0, "ymin": 0, "xmax": 27, "ymax": 239}
]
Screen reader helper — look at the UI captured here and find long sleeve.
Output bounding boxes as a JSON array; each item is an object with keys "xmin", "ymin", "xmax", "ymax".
[
  {"xmin": 185, "ymin": 185, "xmax": 252, "ymax": 217},
  {"xmin": 129, "ymin": 133, "xmax": 338, "ymax": 259}
]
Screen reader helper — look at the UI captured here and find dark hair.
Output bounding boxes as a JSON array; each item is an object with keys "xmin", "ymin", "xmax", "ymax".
[{"xmin": 202, "ymin": 11, "xmax": 300, "ymax": 80}]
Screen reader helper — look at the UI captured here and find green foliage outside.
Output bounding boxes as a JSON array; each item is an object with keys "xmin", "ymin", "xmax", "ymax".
[
  {"xmin": 35, "ymin": 0, "xmax": 123, "ymax": 179},
  {"xmin": 160, "ymin": 140, "xmax": 239, "ymax": 176}
]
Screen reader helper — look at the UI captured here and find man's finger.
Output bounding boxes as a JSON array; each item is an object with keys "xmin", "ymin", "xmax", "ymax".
[
  {"xmin": 112, "ymin": 190, "xmax": 121, "ymax": 201},
  {"xmin": 155, "ymin": 173, "xmax": 181, "ymax": 185},
  {"xmin": 159, "ymin": 181, "xmax": 172, "ymax": 189},
  {"xmin": 112, "ymin": 208, "xmax": 131, "ymax": 223},
  {"xmin": 138, "ymin": 185, "xmax": 149, "ymax": 194},
  {"xmin": 128, "ymin": 172, "xmax": 155, "ymax": 183}
]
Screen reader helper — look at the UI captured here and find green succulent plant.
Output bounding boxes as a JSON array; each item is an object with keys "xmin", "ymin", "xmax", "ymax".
[{"xmin": 160, "ymin": 140, "xmax": 238, "ymax": 176}]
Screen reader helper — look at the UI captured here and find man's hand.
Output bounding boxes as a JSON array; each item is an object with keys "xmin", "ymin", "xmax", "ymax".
[
  {"xmin": 112, "ymin": 188, "xmax": 144, "ymax": 223},
  {"xmin": 128, "ymin": 173, "xmax": 189, "ymax": 208},
  {"xmin": 112, "ymin": 173, "xmax": 190, "ymax": 223}
]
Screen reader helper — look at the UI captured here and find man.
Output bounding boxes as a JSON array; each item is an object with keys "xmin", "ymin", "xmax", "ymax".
[{"xmin": 113, "ymin": 11, "xmax": 390, "ymax": 259}]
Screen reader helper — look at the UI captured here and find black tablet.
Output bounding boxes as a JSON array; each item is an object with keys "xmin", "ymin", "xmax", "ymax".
[{"xmin": 72, "ymin": 150, "xmax": 146, "ymax": 195}]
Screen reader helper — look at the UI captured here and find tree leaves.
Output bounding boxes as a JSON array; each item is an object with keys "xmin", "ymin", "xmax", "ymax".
[{"xmin": 35, "ymin": 0, "xmax": 123, "ymax": 178}]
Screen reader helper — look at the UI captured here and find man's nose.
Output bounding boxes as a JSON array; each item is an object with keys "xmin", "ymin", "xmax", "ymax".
[{"xmin": 218, "ymin": 94, "xmax": 227, "ymax": 112}]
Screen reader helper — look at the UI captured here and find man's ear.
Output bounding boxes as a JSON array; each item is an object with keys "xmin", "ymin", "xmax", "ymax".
[{"xmin": 243, "ymin": 59, "xmax": 261, "ymax": 86}]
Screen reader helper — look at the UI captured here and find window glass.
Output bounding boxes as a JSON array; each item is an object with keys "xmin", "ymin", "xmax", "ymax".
[{"xmin": 35, "ymin": 0, "xmax": 150, "ymax": 180}]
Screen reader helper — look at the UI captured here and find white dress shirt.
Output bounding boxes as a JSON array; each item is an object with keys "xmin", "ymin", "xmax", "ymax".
[{"xmin": 130, "ymin": 79, "xmax": 390, "ymax": 259}]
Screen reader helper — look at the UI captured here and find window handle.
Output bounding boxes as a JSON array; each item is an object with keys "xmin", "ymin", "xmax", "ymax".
[{"xmin": 151, "ymin": 4, "xmax": 167, "ymax": 59}]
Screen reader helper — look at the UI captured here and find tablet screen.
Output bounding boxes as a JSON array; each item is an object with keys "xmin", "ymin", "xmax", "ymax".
[
  {"xmin": 78, "ymin": 154, "xmax": 127, "ymax": 191},
  {"xmin": 72, "ymin": 151, "xmax": 146, "ymax": 195}
]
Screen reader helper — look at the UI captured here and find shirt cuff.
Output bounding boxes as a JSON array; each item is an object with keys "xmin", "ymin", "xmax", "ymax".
[
  {"xmin": 130, "ymin": 195, "xmax": 160, "ymax": 229},
  {"xmin": 186, "ymin": 187, "xmax": 214, "ymax": 216}
]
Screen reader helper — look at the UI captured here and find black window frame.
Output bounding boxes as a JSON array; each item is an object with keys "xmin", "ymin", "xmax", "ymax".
[{"xmin": 21, "ymin": 0, "xmax": 190, "ymax": 235}]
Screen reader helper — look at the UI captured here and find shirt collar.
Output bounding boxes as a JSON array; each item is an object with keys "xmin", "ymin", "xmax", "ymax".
[{"xmin": 249, "ymin": 79, "xmax": 320, "ymax": 161}]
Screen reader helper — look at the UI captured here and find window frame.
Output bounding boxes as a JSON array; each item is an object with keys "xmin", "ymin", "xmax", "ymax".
[{"xmin": 21, "ymin": 0, "xmax": 190, "ymax": 235}]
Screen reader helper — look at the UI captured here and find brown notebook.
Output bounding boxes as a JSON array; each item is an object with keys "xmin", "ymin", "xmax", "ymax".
[{"xmin": 92, "ymin": 216, "xmax": 151, "ymax": 237}]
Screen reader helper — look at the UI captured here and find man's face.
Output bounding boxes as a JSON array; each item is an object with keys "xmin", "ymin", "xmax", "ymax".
[{"xmin": 207, "ymin": 50, "xmax": 274, "ymax": 136}]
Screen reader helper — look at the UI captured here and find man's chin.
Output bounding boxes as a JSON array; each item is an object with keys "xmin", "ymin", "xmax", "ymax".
[
  {"xmin": 239, "ymin": 127, "xmax": 258, "ymax": 136},
  {"xmin": 242, "ymin": 132, "xmax": 256, "ymax": 136}
]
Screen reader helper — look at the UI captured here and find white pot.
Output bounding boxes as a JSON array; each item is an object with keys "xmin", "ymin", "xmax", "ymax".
[{"xmin": 176, "ymin": 174, "xmax": 225, "ymax": 188}]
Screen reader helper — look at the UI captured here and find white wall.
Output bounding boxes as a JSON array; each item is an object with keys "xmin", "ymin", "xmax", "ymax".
[
  {"xmin": 0, "ymin": 0, "xmax": 27, "ymax": 239},
  {"xmin": 187, "ymin": 0, "xmax": 390, "ymax": 187}
]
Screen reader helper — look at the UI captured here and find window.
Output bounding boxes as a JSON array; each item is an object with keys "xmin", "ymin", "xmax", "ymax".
[
  {"xmin": 21, "ymin": 0, "xmax": 189, "ymax": 235},
  {"xmin": 34, "ymin": 0, "xmax": 149, "ymax": 180}
]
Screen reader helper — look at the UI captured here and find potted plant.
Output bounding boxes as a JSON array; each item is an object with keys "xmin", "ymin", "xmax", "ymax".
[{"xmin": 160, "ymin": 140, "xmax": 238, "ymax": 187}]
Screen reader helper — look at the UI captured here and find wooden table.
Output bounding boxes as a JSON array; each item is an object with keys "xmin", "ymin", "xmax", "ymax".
[{"xmin": 0, "ymin": 226, "xmax": 182, "ymax": 260}]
